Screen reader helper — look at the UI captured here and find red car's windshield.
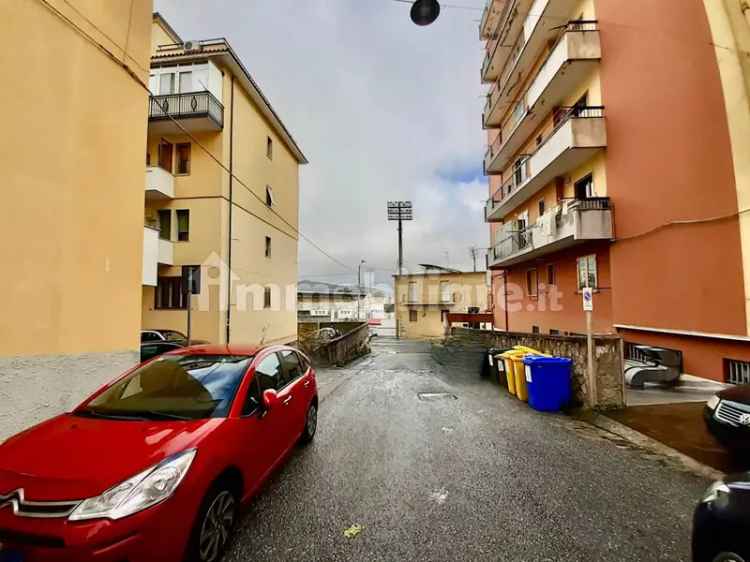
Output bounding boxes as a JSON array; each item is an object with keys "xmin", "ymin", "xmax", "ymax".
[{"xmin": 78, "ymin": 355, "xmax": 253, "ymax": 421}]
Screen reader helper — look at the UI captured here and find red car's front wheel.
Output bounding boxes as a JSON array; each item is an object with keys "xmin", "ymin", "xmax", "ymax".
[{"xmin": 186, "ymin": 484, "xmax": 238, "ymax": 562}]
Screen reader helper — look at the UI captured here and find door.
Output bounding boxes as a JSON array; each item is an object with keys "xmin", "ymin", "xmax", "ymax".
[
  {"xmin": 278, "ymin": 350, "xmax": 308, "ymax": 440},
  {"xmin": 574, "ymin": 174, "xmax": 594, "ymax": 200},
  {"xmin": 244, "ymin": 352, "xmax": 289, "ymax": 472},
  {"xmin": 158, "ymin": 140, "xmax": 173, "ymax": 173}
]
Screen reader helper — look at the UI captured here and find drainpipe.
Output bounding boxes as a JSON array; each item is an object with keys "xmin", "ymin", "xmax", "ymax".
[
  {"xmin": 503, "ymin": 270, "xmax": 509, "ymax": 332},
  {"xmin": 225, "ymin": 76, "xmax": 235, "ymax": 344}
]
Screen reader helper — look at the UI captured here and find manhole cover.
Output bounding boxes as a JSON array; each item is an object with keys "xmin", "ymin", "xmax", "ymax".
[{"xmin": 418, "ymin": 392, "xmax": 458, "ymax": 401}]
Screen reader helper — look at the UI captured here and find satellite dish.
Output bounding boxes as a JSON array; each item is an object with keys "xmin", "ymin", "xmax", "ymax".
[{"xmin": 410, "ymin": 0, "xmax": 440, "ymax": 26}]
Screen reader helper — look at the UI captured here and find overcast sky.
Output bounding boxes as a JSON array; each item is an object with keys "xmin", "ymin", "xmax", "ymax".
[{"xmin": 154, "ymin": 0, "xmax": 488, "ymax": 288}]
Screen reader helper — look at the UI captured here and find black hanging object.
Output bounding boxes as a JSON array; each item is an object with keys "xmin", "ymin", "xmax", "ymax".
[{"xmin": 410, "ymin": 0, "xmax": 440, "ymax": 26}]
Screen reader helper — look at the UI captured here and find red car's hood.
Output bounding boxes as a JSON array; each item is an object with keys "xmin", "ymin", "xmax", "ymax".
[{"xmin": 0, "ymin": 414, "xmax": 223, "ymax": 501}]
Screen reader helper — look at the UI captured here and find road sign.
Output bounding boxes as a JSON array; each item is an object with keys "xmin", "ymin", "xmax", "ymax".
[{"xmin": 582, "ymin": 287, "xmax": 593, "ymax": 312}]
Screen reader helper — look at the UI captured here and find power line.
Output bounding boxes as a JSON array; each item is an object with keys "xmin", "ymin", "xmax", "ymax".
[
  {"xmin": 391, "ymin": 0, "xmax": 484, "ymax": 11},
  {"xmin": 35, "ymin": 0, "xmax": 355, "ymax": 274}
]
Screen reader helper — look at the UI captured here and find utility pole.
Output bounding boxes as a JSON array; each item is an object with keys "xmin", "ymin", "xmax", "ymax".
[
  {"xmin": 387, "ymin": 201, "xmax": 413, "ymax": 275},
  {"xmin": 469, "ymin": 246, "xmax": 479, "ymax": 272}
]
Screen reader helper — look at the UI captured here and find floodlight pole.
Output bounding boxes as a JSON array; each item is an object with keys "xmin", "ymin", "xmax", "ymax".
[{"xmin": 398, "ymin": 216, "xmax": 403, "ymax": 276}]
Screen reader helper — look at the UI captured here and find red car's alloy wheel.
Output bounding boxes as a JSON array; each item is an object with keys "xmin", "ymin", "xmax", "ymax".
[{"xmin": 199, "ymin": 490, "xmax": 236, "ymax": 562}]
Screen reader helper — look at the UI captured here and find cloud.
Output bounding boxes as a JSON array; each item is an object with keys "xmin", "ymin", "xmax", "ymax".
[{"xmin": 154, "ymin": 0, "xmax": 489, "ymax": 286}]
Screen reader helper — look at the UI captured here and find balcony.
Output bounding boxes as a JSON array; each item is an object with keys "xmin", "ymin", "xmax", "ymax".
[
  {"xmin": 485, "ymin": 106, "xmax": 607, "ymax": 222},
  {"xmin": 148, "ymin": 91, "xmax": 224, "ymax": 134},
  {"xmin": 145, "ymin": 166, "xmax": 174, "ymax": 200},
  {"xmin": 488, "ymin": 198, "xmax": 613, "ymax": 268},
  {"xmin": 481, "ymin": 0, "xmax": 586, "ymax": 84},
  {"xmin": 483, "ymin": 21, "xmax": 600, "ymax": 132},
  {"xmin": 142, "ymin": 226, "xmax": 174, "ymax": 286},
  {"xmin": 479, "ymin": 0, "xmax": 510, "ymax": 40}
]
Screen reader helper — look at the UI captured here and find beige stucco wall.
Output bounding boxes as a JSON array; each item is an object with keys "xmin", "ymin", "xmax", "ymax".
[
  {"xmin": 703, "ymin": 0, "xmax": 750, "ymax": 335},
  {"xmin": 0, "ymin": 0, "xmax": 151, "ymax": 357},
  {"xmin": 394, "ymin": 272, "xmax": 489, "ymax": 339}
]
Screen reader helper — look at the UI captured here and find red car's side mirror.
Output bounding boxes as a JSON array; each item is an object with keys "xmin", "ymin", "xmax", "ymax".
[{"xmin": 262, "ymin": 389, "xmax": 279, "ymax": 411}]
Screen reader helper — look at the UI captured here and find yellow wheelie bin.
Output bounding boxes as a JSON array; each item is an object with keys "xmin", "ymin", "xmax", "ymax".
[
  {"xmin": 511, "ymin": 346, "xmax": 550, "ymax": 402},
  {"xmin": 499, "ymin": 350, "xmax": 523, "ymax": 396}
]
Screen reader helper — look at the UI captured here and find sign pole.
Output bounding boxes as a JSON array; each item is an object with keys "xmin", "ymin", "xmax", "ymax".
[{"xmin": 582, "ymin": 287, "xmax": 596, "ymax": 407}]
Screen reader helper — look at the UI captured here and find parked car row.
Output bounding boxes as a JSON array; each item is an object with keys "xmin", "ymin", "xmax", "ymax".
[{"xmin": 0, "ymin": 343, "xmax": 318, "ymax": 562}]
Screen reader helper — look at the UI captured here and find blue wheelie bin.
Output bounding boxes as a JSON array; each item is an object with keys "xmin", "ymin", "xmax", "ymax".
[{"xmin": 523, "ymin": 356, "xmax": 573, "ymax": 412}]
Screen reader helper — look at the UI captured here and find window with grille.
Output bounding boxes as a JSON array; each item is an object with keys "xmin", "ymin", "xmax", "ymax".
[
  {"xmin": 577, "ymin": 254, "xmax": 597, "ymax": 290},
  {"xmin": 726, "ymin": 359, "xmax": 750, "ymax": 385}
]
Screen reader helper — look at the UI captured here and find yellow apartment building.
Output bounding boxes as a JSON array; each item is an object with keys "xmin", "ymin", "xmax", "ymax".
[
  {"xmin": 394, "ymin": 270, "xmax": 489, "ymax": 339},
  {"xmin": 1, "ymin": 0, "xmax": 153, "ymax": 438},
  {"xmin": 142, "ymin": 14, "xmax": 307, "ymax": 346}
]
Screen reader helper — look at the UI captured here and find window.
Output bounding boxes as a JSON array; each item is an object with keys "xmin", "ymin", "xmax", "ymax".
[
  {"xmin": 440, "ymin": 281, "xmax": 451, "ymax": 303},
  {"xmin": 279, "ymin": 350, "xmax": 304, "ymax": 387},
  {"xmin": 532, "ymin": 326, "xmax": 540, "ymax": 334},
  {"xmin": 158, "ymin": 140, "xmax": 173, "ymax": 173},
  {"xmin": 176, "ymin": 210, "xmax": 190, "ymax": 241},
  {"xmin": 409, "ymin": 310, "xmax": 418, "ymax": 322},
  {"xmin": 155, "ymin": 277, "xmax": 186, "ymax": 309},
  {"xmin": 574, "ymin": 173, "xmax": 594, "ymax": 199},
  {"xmin": 265, "ymin": 236, "xmax": 272, "ymax": 258},
  {"xmin": 577, "ymin": 254, "xmax": 598, "ymax": 290},
  {"xmin": 538, "ymin": 199, "xmax": 545, "ymax": 216},
  {"xmin": 550, "ymin": 329, "xmax": 560, "ymax": 336},
  {"xmin": 159, "ymin": 73, "xmax": 175, "ymax": 95},
  {"xmin": 254, "ymin": 353, "xmax": 282, "ymax": 392},
  {"xmin": 547, "ymin": 264, "xmax": 556, "ymax": 286},
  {"xmin": 266, "ymin": 136, "xmax": 273, "ymax": 159},
  {"xmin": 81, "ymin": 354, "xmax": 252, "ymax": 420},
  {"xmin": 242, "ymin": 375, "xmax": 262, "ymax": 416},
  {"xmin": 176, "ymin": 143, "xmax": 191, "ymax": 175},
  {"xmin": 408, "ymin": 281, "xmax": 417, "ymax": 303},
  {"xmin": 178, "ymin": 71, "xmax": 192, "ymax": 93},
  {"xmin": 511, "ymin": 98, "xmax": 526, "ymax": 124},
  {"xmin": 265, "ymin": 186, "xmax": 274, "ymax": 207},
  {"xmin": 526, "ymin": 269, "xmax": 538, "ymax": 297},
  {"xmin": 141, "ymin": 331, "xmax": 161, "ymax": 343},
  {"xmin": 264, "ymin": 287, "xmax": 272, "ymax": 309},
  {"xmin": 158, "ymin": 209, "xmax": 171, "ymax": 240}
]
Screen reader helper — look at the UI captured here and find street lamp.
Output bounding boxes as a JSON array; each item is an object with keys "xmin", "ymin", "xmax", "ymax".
[
  {"xmin": 358, "ymin": 259, "xmax": 366, "ymax": 321},
  {"xmin": 410, "ymin": 0, "xmax": 441, "ymax": 26}
]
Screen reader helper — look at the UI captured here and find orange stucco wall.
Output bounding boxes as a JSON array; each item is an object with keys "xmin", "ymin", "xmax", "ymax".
[
  {"xmin": 492, "ymin": 242, "xmax": 614, "ymax": 335},
  {"xmin": 596, "ymin": 0, "xmax": 747, "ymax": 336}
]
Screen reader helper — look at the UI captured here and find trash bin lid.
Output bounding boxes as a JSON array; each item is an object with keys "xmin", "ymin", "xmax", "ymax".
[
  {"xmin": 522, "ymin": 355, "xmax": 573, "ymax": 366},
  {"xmin": 500, "ymin": 350, "xmax": 526, "ymax": 359}
]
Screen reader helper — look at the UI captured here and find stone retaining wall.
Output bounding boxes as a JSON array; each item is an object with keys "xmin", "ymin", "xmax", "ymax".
[
  {"xmin": 299, "ymin": 323, "xmax": 371, "ymax": 367},
  {"xmin": 445, "ymin": 328, "xmax": 625, "ymax": 409}
]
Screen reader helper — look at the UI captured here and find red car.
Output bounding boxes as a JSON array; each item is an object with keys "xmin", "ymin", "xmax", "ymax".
[{"xmin": 0, "ymin": 344, "xmax": 318, "ymax": 562}]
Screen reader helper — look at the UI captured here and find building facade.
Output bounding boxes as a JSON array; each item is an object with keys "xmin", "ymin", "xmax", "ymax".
[
  {"xmin": 0, "ymin": 0, "xmax": 152, "ymax": 438},
  {"xmin": 394, "ymin": 271, "xmax": 489, "ymax": 339},
  {"xmin": 143, "ymin": 15, "xmax": 307, "ymax": 346},
  {"xmin": 297, "ymin": 281, "xmax": 385, "ymax": 323},
  {"xmin": 481, "ymin": 0, "xmax": 750, "ymax": 381}
]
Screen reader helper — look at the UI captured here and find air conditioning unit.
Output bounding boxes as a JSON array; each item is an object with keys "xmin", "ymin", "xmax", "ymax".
[{"xmin": 184, "ymin": 40, "xmax": 203, "ymax": 53}]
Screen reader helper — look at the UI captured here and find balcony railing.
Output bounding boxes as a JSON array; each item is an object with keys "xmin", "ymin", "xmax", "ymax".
[
  {"xmin": 490, "ymin": 198, "xmax": 613, "ymax": 267},
  {"xmin": 481, "ymin": 0, "xmax": 523, "ymax": 82},
  {"xmin": 149, "ymin": 91, "xmax": 224, "ymax": 129},
  {"xmin": 483, "ymin": 20, "xmax": 600, "ymax": 130}
]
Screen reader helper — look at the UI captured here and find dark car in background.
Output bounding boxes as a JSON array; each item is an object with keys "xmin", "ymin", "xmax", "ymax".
[
  {"xmin": 693, "ymin": 474, "xmax": 750, "ymax": 562},
  {"xmin": 140, "ymin": 341, "xmax": 185, "ymax": 362},
  {"xmin": 704, "ymin": 385, "xmax": 750, "ymax": 450},
  {"xmin": 141, "ymin": 329, "xmax": 192, "ymax": 345}
]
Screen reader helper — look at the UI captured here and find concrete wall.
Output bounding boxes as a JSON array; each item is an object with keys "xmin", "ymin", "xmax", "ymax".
[
  {"xmin": 300, "ymin": 323, "xmax": 371, "ymax": 367},
  {"xmin": 0, "ymin": 0, "xmax": 152, "ymax": 438},
  {"xmin": 445, "ymin": 327, "xmax": 625, "ymax": 409}
]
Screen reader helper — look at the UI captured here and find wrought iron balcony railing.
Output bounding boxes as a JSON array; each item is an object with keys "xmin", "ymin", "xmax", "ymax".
[{"xmin": 148, "ymin": 91, "xmax": 224, "ymax": 129}]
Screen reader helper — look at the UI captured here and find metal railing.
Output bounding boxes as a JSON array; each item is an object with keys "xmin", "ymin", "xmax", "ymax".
[
  {"xmin": 482, "ymin": 0, "xmax": 520, "ymax": 81},
  {"xmin": 568, "ymin": 197, "xmax": 612, "ymax": 211},
  {"xmin": 149, "ymin": 91, "xmax": 224, "ymax": 128}
]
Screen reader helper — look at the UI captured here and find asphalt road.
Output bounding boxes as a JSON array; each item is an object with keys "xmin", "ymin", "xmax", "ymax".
[{"xmin": 225, "ymin": 338, "xmax": 709, "ymax": 562}]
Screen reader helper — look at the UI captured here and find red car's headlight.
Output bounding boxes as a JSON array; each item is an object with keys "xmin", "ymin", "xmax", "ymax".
[{"xmin": 69, "ymin": 449, "xmax": 196, "ymax": 521}]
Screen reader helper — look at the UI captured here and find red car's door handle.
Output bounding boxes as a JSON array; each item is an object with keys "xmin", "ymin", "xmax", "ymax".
[{"xmin": 282, "ymin": 396, "xmax": 293, "ymax": 405}]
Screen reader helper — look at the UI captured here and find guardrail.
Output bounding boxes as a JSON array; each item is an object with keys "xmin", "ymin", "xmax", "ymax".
[{"xmin": 149, "ymin": 91, "xmax": 224, "ymax": 128}]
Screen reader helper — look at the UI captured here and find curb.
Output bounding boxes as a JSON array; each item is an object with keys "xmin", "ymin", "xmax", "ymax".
[{"xmin": 575, "ymin": 410, "xmax": 725, "ymax": 481}]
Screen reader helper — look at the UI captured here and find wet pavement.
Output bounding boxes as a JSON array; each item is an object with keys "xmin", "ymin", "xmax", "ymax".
[{"xmin": 225, "ymin": 338, "xmax": 710, "ymax": 561}]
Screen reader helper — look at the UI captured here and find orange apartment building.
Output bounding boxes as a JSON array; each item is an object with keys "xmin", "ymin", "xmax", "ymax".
[{"xmin": 481, "ymin": 0, "xmax": 750, "ymax": 382}]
